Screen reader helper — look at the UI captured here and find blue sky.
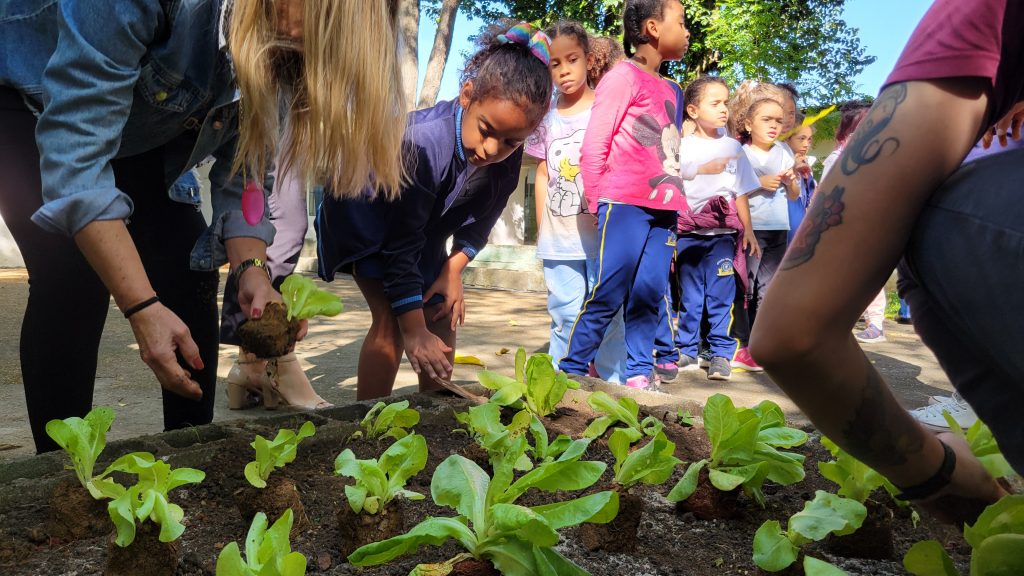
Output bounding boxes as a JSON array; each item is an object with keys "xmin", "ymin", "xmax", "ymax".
[{"xmin": 415, "ymin": 0, "xmax": 934, "ymax": 103}]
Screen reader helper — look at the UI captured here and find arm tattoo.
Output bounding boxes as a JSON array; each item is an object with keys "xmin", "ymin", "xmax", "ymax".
[
  {"xmin": 841, "ymin": 83, "xmax": 907, "ymax": 176},
  {"xmin": 781, "ymin": 185, "xmax": 845, "ymax": 270},
  {"xmin": 841, "ymin": 354, "xmax": 925, "ymax": 467},
  {"xmin": 780, "ymin": 83, "xmax": 908, "ymax": 271}
]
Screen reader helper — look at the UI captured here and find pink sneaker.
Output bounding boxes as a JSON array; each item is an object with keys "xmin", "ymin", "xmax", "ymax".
[
  {"xmin": 625, "ymin": 375, "xmax": 650, "ymax": 389},
  {"xmin": 730, "ymin": 348, "xmax": 764, "ymax": 372},
  {"xmin": 587, "ymin": 362, "xmax": 600, "ymax": 378}
]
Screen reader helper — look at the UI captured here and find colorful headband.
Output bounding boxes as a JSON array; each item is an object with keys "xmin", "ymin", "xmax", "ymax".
[{"xmin": 498, "ymin": 22, "xmax": 551, "ymax": 66}]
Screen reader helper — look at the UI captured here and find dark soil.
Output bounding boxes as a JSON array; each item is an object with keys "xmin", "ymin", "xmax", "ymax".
[
  {"xmin": 233, "ymin": 475, "xmax": 310, "ymax": 538},
  {"xmin": 236, "ymin": 301, "xmax": 300, "ymax": 358},
  {"xmin": 826, "ymin": 497, "xmax": 895, "ymax": 560},
  {"xmin": 451, "ymin": 557, "xmax": 501, "ymax": 575},
  {"xmin": 337, "ymin": 497, "xmax": 406, "ymax": 558},
  {"xmin": 675, "ymin": 467, "xmax": 741, "ymax": 520},
  {"xmin": 0, "ymin": 399, "xmax": 974, "ymax": 575},
  {"xmin": 48, "ymin": 477, "xmax": 112, "ymax": 542},
  {"xmin": 104, "ymin": 521, "xmax": 178, "ymax": 576},
  {"xmin": 578, "ymin": 487, "xmax": 642, "ymax": 553}
]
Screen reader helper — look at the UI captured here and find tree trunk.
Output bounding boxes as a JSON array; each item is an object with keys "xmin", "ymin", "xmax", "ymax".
[
  {"xmin": 417, "ymin": 0, "xmax": 461, "ymax": 109},
  {"xmin": 397, "ymin": 0, "xmax": 420, "ymax": 110}
]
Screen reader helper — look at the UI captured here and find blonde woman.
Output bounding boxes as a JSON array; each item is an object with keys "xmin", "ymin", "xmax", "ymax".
[{"xmin": 0, "ymin": 0, "xmax": 405, "ymax": 453}]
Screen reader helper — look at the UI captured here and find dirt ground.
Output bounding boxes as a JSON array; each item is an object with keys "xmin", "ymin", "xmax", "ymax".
[{"xmin": 0, "ymin": 269, "xmax": 954, "ymax": 462}]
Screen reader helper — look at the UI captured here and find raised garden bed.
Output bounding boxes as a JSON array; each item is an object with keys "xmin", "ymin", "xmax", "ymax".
[{"xmin": 0, "ymin": 384, "xmax": 972, "ymax": 575}]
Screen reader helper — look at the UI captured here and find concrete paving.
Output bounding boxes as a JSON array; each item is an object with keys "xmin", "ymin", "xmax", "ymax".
[{"xmin": 0, "ymin": 268, "xmax": 953, "ymax": 462}]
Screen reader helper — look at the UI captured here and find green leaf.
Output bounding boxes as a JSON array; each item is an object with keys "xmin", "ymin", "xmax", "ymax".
[
  {"xmin": 514, "ymin": 348, "xmax": 527, "ymax": 383},
  {"xmin": 615, "ymin": 432, "xmax": 681, "ymax": 489},
  {"xmin": 964, "ymin": 495, "xmax": 1024, "ymax": 550},
  {"xmin": 244, "ymin": 461, "xmax": 267, "ymax": 489},
  {"xmin": 409, "ymin": 554, "xmax": 474, "ymax": 576},
  {"xmin": 752, "ymin": 520, "xmax": 799, "ymax": 571},
  {"xmin": 715, "ymin": 414, "xmax": 759, "ymax": 463},
  {"xmin": 108, "ymin": 490, "xmax": 138, "ymax": 547},
  {"xmin": 502, "ymin": 459, "xmax": 606, "ymax": 504},
  {"xmin": 789, "ymin": 491, "xmax": 866, "ymax": 541},
  {"xmin": 803, "ymin": 555, "xmax": 849, "ymax": 576},
  {"xmin": 704, "ymin": 394, "xmax": 738, "ymax": 458},
  {"xmin": 215, "ymin": 542, "xmax": 248, "ymax": 575},
  {"xmin": 381, "ymin": 433, "xmax": 429, "ymax": 493},
  {"xmin": 903, "ymin": 540, "xmax": 959, "ymax": 576},
  {"xmin": 582, "ymin": 416, "xmax": 615, "ymax": 440},
  {"xmin": 667, "ymin": 459, "xmax": 707, "ymax": 502},
  {"xmin": 971, "ymin": 533, "xmax": 1024, "ymax": 576},
  {"xmin": 347, "ymin": 517, "xmax": 477, "ymax": 566},
  {"xmin": 709, "ymin": 463, "xmax": 762, "ymax": 492},
  {"xmin": 490, "ymin": 503, "xmax": 559, "ymax": 547},
  {"xmin": 478, "ymin": 370, "xmax": 518, "ymax": 392},
  {"xmin": 531, "ymin": 490, "xmax": 619, "ymax": 529},
  {"xmin": 431, "ymin": 456, "xmax": 490, "ymax": 529},
  {"xmin": 758, "ymin": 427, "xmax": 808, "ymax": 449},
  {"xmin": 280, "ymin": 273, "xmax": 342, "ymax": 321},
  {"xmin": 46, "ymin": 407, "xmax": 116, "ymax": 498},
  {"xmin": 587, "ymin": 392, "xmax": 643, "ymax": 432},
  {"xmin": 530, "ymin": 545, "xmax": 591, "ymax": 576}
]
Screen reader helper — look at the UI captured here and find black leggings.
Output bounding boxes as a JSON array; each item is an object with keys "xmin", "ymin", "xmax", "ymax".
[{"xmin": 0, "ymin": 88, "xmax": 219, "ymax": 453}]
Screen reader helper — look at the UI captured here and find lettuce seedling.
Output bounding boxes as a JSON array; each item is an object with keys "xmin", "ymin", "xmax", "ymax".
[
  {"xmin": 668, "ymin": 395, "xmax": 807, "ymax": 507},
  {"xmin": 334, "ymin": 433, "xmax": 428, "ymax": 514},
  {"xmin": 245, "ymin": 421, "xmax": 316, "ymax": 489},
  {"xmin": 610, "ymin": 430, "xmax": 681, "ymax": 490},
  {"xmin": 98, "ymin": 452, "xmax": 205, "ymax": 547},
  {"xmin": 753, "ymin": 490, "xmax": 865, "ymax": 573},
  {"xmin": 478, "ymin": 348, "xmax": 579, "ymax": 418},
  {"xmin": 279, "ymin": 274, "xmax": 343, "ymax": 322},
  {"xmin": 528, "ymin": 415, "xmax": 589, "ymax": 465},
  {"xmin": 45, "ymin": 407, "xmax": 123, "ymax": 500},
  {"xmin": 941, "ymin": 411, "xmax": 1016, "ymax": 480},
  {"xmin": 582, "ymin": 391, "xmax": 664, "ymax": 443},
  {"xmin": 350, "ymin": 400, "xmax": 420, "ymax": 441},
  {"xmin": 216, "ymin": 509, "xmax": 307, "ymax": 576},
  {"xmin": 454, "ymin": 402, "xmax": 534, "ymax": 471},
  {"xmin": 904, "ymin": 495, "xmax": 1024, "ymax": 576},
  {"xmin": 348, "ymin": 451, "xmax": 618, "ymax": 575},
  {"xmin": 818, "ymin": 436, "xmax": 898, "ymax": 504}
]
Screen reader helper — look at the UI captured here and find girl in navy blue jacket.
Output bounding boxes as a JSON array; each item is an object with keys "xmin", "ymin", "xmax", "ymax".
[{"xmin": 317, "ymin": 23, "xmax": 553, "ymax": 399}]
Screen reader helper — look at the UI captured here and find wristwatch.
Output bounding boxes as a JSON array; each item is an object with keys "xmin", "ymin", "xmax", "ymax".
[{"xmin": 231, "ymin": 257, "xmax": 271, "ymax": 283}]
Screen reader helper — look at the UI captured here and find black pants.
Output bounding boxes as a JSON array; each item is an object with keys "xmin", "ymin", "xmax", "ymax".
[
  {"xmin": 0, "ymin": 88, "xmax": 219, "ymax": 453},
  {"xmin": 731, "ymin": 229, "xmax": 788, "ymax": 347}
]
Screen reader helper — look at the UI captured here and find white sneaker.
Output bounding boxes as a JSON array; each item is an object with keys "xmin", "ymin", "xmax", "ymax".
[
  {"xmin": 927, "ymin": 394, "xmax": 954, "ymax": 406},
  {"xmin": 910, "ymin": 392, "xmax": 977, "ymax": 432}
]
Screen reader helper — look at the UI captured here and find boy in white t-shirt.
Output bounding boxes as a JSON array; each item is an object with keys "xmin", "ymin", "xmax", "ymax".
[{"xmin": 672, "ymin": 77, "xmax": 761, "ymax": 381}]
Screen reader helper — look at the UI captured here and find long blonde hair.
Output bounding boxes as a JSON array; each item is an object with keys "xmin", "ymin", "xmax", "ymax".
[{"xmin": 229, "ymin": 0, "xmax": 406, "ymax": 200}]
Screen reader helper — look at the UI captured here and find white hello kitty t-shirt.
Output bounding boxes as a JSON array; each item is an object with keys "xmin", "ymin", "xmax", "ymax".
[{"xmin": 525, "ymin": 106, "xmax": 599, "ymax": 260}]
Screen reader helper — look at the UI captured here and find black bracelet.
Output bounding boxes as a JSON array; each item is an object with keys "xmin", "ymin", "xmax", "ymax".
[
  {"xmin": 123, "ymin": 296, "xmax": 160, "ymax": 319},
  {"xmin": 231, "ymin": 257, "xmax": 271, "ymax": 284},
  {"xmin": 895, "ymin": 440, "xmax": 956, "ymax": 501}
]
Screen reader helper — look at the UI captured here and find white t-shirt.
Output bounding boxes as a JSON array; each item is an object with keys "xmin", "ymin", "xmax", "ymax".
[
  {"xmin": 525, "ymin": 106, "xmax": 598, "ymax": 260},
  {"xmin": 678, "ymin": 135, "xmax": 761, "ymax": 235},
  {"xmin": 743, "ymin": 142, "xmax": 795, "ymax": 231}
]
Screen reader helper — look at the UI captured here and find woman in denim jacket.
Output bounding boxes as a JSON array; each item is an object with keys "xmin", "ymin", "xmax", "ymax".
[{"xmin": 0, "ymin": 0, "xmax": 406, "ymax": 453}]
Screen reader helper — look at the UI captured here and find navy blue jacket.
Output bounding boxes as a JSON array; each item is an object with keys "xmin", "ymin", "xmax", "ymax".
[{"xmin": 316, "ymin": 99, "xmax": 523, "ymax": 314}]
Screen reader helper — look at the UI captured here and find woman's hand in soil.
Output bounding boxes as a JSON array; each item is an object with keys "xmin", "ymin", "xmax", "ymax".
[
  {"xmin": 916, "ymin": 433, "xmax": 1009, "ymax": 526},
  {"xmin": 128, "ymin": 303, "xmax": 203, "ymax": 400},
  {"xmin": 403, "ymin": 327, "xmax": 453, "ymax": 380},
  {"xmin": 424, "ymin": 267, "xmax": 465, "ymax": 331}
]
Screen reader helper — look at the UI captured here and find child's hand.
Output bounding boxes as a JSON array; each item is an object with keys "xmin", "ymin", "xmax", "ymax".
[
  {"xmin": 794, "ymin": 156, "xmax": 812, "ymax": 177},
  {"xmin": 698, "ymin": 156, "xmax": 735, "ymax": 175},
  {"xmin": 425, "ymin": 264, "xmax": 465, "ymax": 331},
  {"xmin": 742, "ymin": 232, "xmax": 761, "ymax": 258},
  {"xmin": 403, "ymin": 328, "xmax": 453, "ymax": 380},
  {"xmin": 780, "ymin": 169, "xmax": 796, "ymax": 185},
  {"xmin": 759, "ymin": 174, "xmax": 783, "ymax": 191}
]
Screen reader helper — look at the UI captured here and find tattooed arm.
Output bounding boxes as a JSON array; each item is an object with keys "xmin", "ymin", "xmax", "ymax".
[{"xmin": 749, "ymin": 79, "xmax": 1007, "ymax": 521}]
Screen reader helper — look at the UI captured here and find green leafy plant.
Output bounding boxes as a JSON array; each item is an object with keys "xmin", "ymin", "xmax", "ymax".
[
  {"xmin": 350, "ymin": 400, "xmax": 420, "ymax": 441},
  {"xmin": 668, "ymin": 395, "xmax": 807, "ymax": 506},
  {"xmin": 478, "ymin": 348, "xmax": 579, "ymax": 418},
  {"xmin": 818, "ymin": 436, "xmax": 898, "ymax": 504},
  {"xmin": 753, "ymin": 490, "xmax": 865, "ymax": 573},
  {"xmin": 942, "ymin": 412, "xmax": 1016, "ymax": 480},
  {"xmin": 244, "ymin": 421, "xmax": 316, "ymax": 489},
  {"xmin": 216, "ymin": 509, "xmax": 307, "ymax": 576},
  {"xmin": 334, "ymin": 433, "xmax": 428, "ymax": 514},
  {"xmin": 348, "ymin": 452, "xmax": 618, "ymax": 575},
  {"xmin": 44, "ymin": 407, "xmax": 122, "ymax": 500},
  {"xmin": 582, "ymin": 391, "xmax": 664, "ymax": 442},
  {"xmin": 99, "ymin": 452, "xmax": 205, "ymax": 547},
  {"xmin": 280, "ymin": 274, "xmax": 343, "ymax": 321},
  {"xmin": 677, "ymin": 408, "xmax": 696, "ymax": 428},
  {"xmin": 610, "ymin": 430, "xmax": 681, "ymax": 490},
  {"xmin": 904, "ymin": 495, "xmax": 1024, "ymax": 576},
  {"xmin": 528, "ymin": 415, "xmax": 589, "ymax": 464},
  {"xmin": 455, "ymin": 403, "xmax": 590, "ymax": 474}
]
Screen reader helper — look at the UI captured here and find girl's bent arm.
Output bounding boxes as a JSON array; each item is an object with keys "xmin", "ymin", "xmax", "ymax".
[{"xmin": 580, "ymin": 67, "xmax": 632, "ymax": 211}]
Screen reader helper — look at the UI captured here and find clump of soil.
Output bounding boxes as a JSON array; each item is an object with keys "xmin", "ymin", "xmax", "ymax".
[
  {"xmin": 826, "ymin": 497, "xmax": 894, "ymax": 560},
  {"xmin": 232, "ymin": 475, "xmax": 309, "ymax": 537},
  {"xmin": 337, "ymin": 497, "xmax": 407, "ymax": 558},
  {"xmin": 674, "ymin": 466, "xmax": 740, "ymax": 520},
  {"xmin": 104, "ymin": 521, "xmax": 177, "ymax": 576},
  {"xmin": 236, "ymin": 302, "xmax": 300, "ymax": 358},
  {"xmin": 48, "ymin": 478, "xmax": 111, "ymax": 541},
  {"xmin": 578, "ymin": 487, "xmax": 643, "ymax": 553},
  {"xmin": 451, "ymin": 557, "xmax": 501, "ymax": 575}
]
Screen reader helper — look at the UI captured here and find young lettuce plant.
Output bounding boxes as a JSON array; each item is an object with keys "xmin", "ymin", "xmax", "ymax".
[
  {"xmin": 753, "ymin": 490, "xmax": 866, "ymax": 573},
  {"xmin": 45, "ymin": 406, "xmax": 122, "ymax": 500},
  {"xmin": 582, "ymin": 391, "xmax": 664, "ymax": 442},
  {"xmin": 216, "ymin": 509, "xmax": 307, "ymax": 576},
  {"xmin": 941, "ymin": 411, "xmax": 1016, "ymax": 480},
  {"xmin": 609, "ymin": 429, "xmax": 682, "ymax": 490},
  {"xmin": 280, "ymin": 273, "xmax": 343, "ymax": 321},
  {"xmin": 904, "ymin": 495, "xmax": 1024, "ymax": 576},
  {"xmin": 350, "ymin": 400, "xmax": 420, "ymax": 441},
  {"xmin": 478, "ymin": 348, "xmax": 578, "ymax": 418},
  {"xmin": 455, "ymin": 402, "xmax": 587, "ymax": 470},
  {"xmin": 668, "ymin": 395, "xmax": 807, "ymax": 507},
  {"xmin": 348, "ymin": 450, "xmax": 618, "ymax": 575},
  {"xmin": 98, "ymin": 452, "xmax": 206, "ymax": 547},
  {"xmin": 245, "ymin": 421, "xmax": 316, "ymax": 488},
  {"xmin": 334, "ymin": 433, "xmax": 428, "ymax": 514},
  {"xmin": 818, "ymin": 436, "xmax": 897, "ymax": 504}
]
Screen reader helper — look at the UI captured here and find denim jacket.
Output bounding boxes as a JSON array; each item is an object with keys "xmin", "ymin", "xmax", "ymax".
[{"xmin": 0, "ymin": 0, "xmax": 274, "ymax": 271}]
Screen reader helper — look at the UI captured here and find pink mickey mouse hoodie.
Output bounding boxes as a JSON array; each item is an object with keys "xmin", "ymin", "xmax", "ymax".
[{"xmin": 580, "ymin": 60, "xmax": 686, "ymax": 213}]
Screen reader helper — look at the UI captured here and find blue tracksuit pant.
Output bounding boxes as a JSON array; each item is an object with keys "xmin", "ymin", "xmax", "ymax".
[
  {"xmin": 654, "ymin": 286, "xmax": 680, "ymax": 364},
  {"xmin": 676, "ymin": 233, "xmax": 738, "ymax": 359},
  {"xmin": 559, "ymin": 203, "xmax": 677, "ymax": 378}
]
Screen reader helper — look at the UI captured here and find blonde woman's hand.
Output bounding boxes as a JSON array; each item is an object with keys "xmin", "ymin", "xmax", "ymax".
[{"xmin": 128, "ymin": 303, "xmax": 203, "ymax": 400}]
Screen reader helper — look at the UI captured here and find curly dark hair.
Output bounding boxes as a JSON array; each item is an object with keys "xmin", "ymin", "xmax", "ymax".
[
  {"xmin": 622, "ymin": 0, "xmax": 669, "ymax": 57},
  {"xmin": 460, "ymin": 20, "xmax": 554, "ymax": 127},
  {"xmin": 588, "ymin": 35, "xmax": 625, "ymax": 87}
]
